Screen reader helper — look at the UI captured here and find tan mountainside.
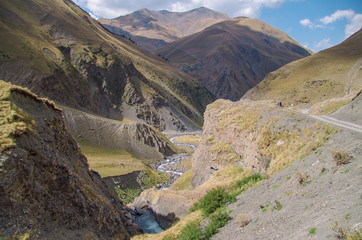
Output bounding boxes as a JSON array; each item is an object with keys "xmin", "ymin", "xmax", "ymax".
[
  {"xmin": 129, "ymin": 29, "xmax": 362, "ymax": 240},
  {"xmin": 157, "ymin": 17, "xmax": 312, "ymax": 100},
  {"xmin": 244, "ymin": 29, "xmax": 362, "ymax": 108},
  {"xmin": 98, "ymin": 7, "xmax": 230, "ymax": 52},
  {"xmin": 0, "ymin": 80, "xmax": 141, "ymax": 239},
  {"xmin": 0, "ymin": 0, "xmax": 214, "ymax": 133}
]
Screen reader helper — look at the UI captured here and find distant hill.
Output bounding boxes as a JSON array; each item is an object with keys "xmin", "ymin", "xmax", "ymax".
[
  {"xmin": 0, "ymin": 0, "xmax": 214, "ymax": 132},
  {"xmin": 157, "ymin": 17, "xmax": 312, "ymax": 100},
  {"xmin": 98, "ymin": 7, "xmax": 230, "ymax": 52},
  {"xmin": 244, "ymin": 29, "xmax": 362, "ymax": 107}
]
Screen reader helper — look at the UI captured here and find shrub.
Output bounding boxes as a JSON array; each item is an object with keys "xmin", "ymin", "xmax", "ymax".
[
  {"xmin": 296, "ymin": 172, "xmax": 308, "ymax": 186},
  {"xmin": 236, "ymin": 213, "xmax": 251, "ymax": 227},
  {"xmin": 236, "ymin": 174, "xmax": 263, "ymax": 189},
  {"xmin": 332, "ymin": 149, "xmax": 351, "ymax": 166},
  {"xmin": 309, "ymin": 227, "xmax": 316, "ymax": 235},
  {"xmin": 191, "ymin": 188, "xmax": 235, "ymax": 216},
  {"xmin": 331, "ymin": 221, "xmax": 362, "ymax": 240},
  {"xmin": 272, "ymin": 200, "xmax": 282, "ymax": 211},
  {"xmin": 177, "ymin": 222, "xmax": 203, "ymax": 240},
  {"xmin": 204, "ymin": 209, "xmax": 231, "ymax": 240}
]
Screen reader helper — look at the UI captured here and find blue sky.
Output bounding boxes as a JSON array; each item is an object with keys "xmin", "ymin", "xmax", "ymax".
[{"xmin": 74, "ymin": 0, "xmax": 362, "ymax": 52}]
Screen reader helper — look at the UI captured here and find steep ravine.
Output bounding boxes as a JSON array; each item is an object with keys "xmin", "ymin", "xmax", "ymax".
[{"xmin": 0, "ymin": 81, "xmax": 141, "ymax": 239}]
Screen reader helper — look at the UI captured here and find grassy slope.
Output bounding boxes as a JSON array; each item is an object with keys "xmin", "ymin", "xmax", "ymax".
[
  {"xmin": 244, "ymin": 30, "xmax": 362, "ymax": 107},
  {"xmin": 79, "ymin": 143, "xmax": 146, "ymax": 178},
  {"xmin": 0, "ymin": 0, "xmax": 214, "ymax": 127}
]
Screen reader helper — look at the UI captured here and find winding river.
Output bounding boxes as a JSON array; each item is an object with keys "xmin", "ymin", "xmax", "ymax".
[
  {"xmin": 156, "ymin": 135, "xmax": 196, "ymax": 189},
  {"xmin": 135, "ymin": 134, "xmax": 198, "ymax": 233}
]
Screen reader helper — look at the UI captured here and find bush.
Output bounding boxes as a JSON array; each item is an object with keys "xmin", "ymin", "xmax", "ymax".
[
  {"xmin": 191, "ymin": 188, "xmax": 235, "ymax": 216},
  {"xmin": 236, "ymin": 174, "xmax": 263, "ymax": 189},
  {"xmin": 177, "ymin": 222, "xmax": 203, "ymax": 240},
  {"xmin": 332, "ymin": 149, "xmax": 351, "ymax": 166},
  {"xmin": 204, "ymin": 209, "xmax": 231, "ymax": 240}
]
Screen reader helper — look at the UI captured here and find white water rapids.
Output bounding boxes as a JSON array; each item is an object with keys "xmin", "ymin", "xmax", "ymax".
[{"xmin": 156, "ymin": 135, "xmax": 196, "ymax": 189}]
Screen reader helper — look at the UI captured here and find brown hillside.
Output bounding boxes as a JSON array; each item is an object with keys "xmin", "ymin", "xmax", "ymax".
[
  {"xmin": 0, "ymin": 80, "xmax": 141, "ymax": 239},
  {"xmin": 0, "ymin": 0, "xmax": 214, "ymax": 132},
  {"xmin": 157, "ymin": 17, "xmax": 311, "ymax": 101},
  {"xmin": 99, "ymin": 7, "xmax": 230, "ymax": 52},
  {"xmin": 244, "ymin": 29, "xmax": 362, "ymax": 107}
]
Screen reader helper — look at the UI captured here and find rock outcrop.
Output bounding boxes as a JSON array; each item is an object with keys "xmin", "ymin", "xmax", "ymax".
[
  {"xmin": 0, "ymin": 81, "xmax": 141, "ymax": 239},
  {"xmin": 191, "ymin": 99, "xmax": 334, "ymax": 187},
  {"xmin": 62, "ymin": 108, "xmax": 176, "ymax": 161}
]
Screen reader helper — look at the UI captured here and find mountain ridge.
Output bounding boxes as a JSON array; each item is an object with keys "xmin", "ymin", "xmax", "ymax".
[
  {"xmin": 98, "ymin": 7, "xmax": 230, "ymax": 52},
  {"xmin": 157, "ymin": 17, "xmax": 312, "ymax": 100}
]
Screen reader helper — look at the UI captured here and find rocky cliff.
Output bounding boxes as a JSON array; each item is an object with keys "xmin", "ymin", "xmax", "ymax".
[
  {"xmin": 191, "ymin": 99, "xmax": 334, "ymax": 187},
  {"xmin": 62, "ymin": 108, "xmax": 177, "ymax": 162},
  {"xmin": 0, "ymin": 81, "xmax": 141, "ymax": 239}
]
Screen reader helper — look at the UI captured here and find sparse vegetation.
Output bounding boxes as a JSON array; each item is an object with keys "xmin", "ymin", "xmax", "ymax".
[
  {"xmin": 309, "ymin": 227, "xmax": 316, "ymax": 235},
  {"xmin": 331, "ymin": 221, "xmax": 362, "ymax": 240},
  {"xmin": 260, "ymin": 203, "xmax": 270, "ymax": 212},
  {"xmin": 236, "ymin": 213, "xmax": 251, "ymax": 227},
  {"xmin": 296, "ymin": 172, "xmax": 309, "ymax": 186},
  {"xmin": 272, "ymin": 200, "xmax": 282, "ymax": 211},
  {"xmin": 332, "ymin": 149, "xmax": 352, "ymax": 166},
  {"xmin": 191, "ymin": 187, "xmax": 235, "ymax": 216}
]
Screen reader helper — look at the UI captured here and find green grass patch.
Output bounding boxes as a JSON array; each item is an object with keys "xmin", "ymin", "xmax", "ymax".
[
  {"xmin": 309, "ymin": 227, "xmax": 316, "ymax": 235},
  {"xmin": 190, "ymin": 188, "xmax": 235, "ymax": 216}
]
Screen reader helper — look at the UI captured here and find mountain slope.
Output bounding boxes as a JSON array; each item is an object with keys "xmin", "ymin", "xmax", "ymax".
[
  {"xmin": 98, "ymin": 7, "xmax": 230, "ymax": 52},
  {"xmin": 0, "ymin": 0, "xmax": 214, "ymax": 132},
  {"xmin": 0, "ymin": 80, "xmax": 141, "ymax": 239},
  {"xmin": 244, "ymin": 29, "xmax": 362, "ymax": 107},
  {"xmin": 157, "ymin": 17, "xmax": 311, "ymax": 100}
]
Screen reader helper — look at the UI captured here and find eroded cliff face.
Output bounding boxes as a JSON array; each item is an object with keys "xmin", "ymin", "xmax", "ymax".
[
  {"xmin": 0, "ymin": 82, "xmax": 141, "ymax": 239},
  {"xmin": 191, "ymin": 99, "xmax": 333, "ymax": 187},
  {"xmin": 62, "ymin": 108, "xmax": 176, "ymax": 162}
]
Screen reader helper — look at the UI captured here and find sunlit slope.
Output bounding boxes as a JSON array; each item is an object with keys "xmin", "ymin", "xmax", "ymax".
[
  {"xmin": 0, "ymin": 0, "xmax": 214, "ymax": 130},
  {"xmin": 244, "ymin": 29, "xmax": 362, "ymax": 107}
]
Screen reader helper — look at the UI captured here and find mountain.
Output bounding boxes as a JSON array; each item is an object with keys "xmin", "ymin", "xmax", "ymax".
[
  {"xmin": 157, "ymin": 17, "xmax": 312, "ymax": 100},
  {"xmin": 0, "ymin": 80, "xmax": 141, "ymax": 239},
  {"xmin": 130, "ymin": 29, "xmax": 362, "ymax": 240},
  {"xmin": 0, "ymin": 0, "xmax": 214, "ymax": 133},
  {"xmin": 98, "ymin": 7, "xmax": 230, "ymax": 52},
  {"xmin": 244, "ymin": 29, "xmax": 362, "ymax": 108}
]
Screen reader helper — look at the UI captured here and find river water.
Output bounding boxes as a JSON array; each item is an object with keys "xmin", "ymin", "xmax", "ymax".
[
  {"xmin": 135, "ymin": 134, "xmax": 197, "ymax": 233},
  {"xmin": 156, "ymin": 135, "xmax": 196, "ymax": 189}
]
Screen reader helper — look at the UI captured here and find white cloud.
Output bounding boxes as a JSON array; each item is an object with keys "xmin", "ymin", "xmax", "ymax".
[
  {"xmin": 345, "ymin": 13, "xmax": 362, "ymax": 37},
  {"xmin": 314, "ymin": 38, "xmax": 332, "ymax": 51},
  {"xmin": 74, "ymin": 0, "xmax": 287, "ymax": 19},
  {"xmin": 320, "ymin": 9, "xmax": 355, "ymax": 24},
  {"xmin": 300, "ymin": 9, "xmax": 362, "ymax": 39},
  {"xmin": 300, "ymin": 18, "xmax": 312, "ymax": 27}
]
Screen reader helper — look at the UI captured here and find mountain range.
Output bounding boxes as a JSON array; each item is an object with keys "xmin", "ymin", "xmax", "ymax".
[
  {"xmin": 98, "ymin": 7, "xmax": 230, "ymax": 52},
  {"xmin": 0, "ymin": 0, "xmax": 214, "ymax": 133},
  {"xmin": 1, "ymin": 0, "xmax": 361, "ymax": 239},
  {"xmin": 100, "ymin": 8, "xmax": 311, "ymax": 100}
]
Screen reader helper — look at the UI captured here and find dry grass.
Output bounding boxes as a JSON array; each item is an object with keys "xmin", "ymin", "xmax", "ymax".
[
  {"xmin": 0, "ymin": 81, "xmax": 34, "ymax": 152},
  {"xmin": 79, "ymin": 143, "xmax": 147, "ymax": 177},
  {"xmin": 236, "ymin": 213, "xmax": 251, "ymax": 227},
  {"xmin": 169, "ymin": 169, "xmax": 193, "ymax": 191},
  {"xmin": 173, "ymin": 135, "xmax": 201, "ymax": 146},
  {"xmin": 331, "ymin": 149, "xmax": 352, "ymax": 166}
]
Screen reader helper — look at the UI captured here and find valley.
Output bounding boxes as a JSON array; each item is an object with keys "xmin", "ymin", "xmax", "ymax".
[{"xmin": 0, "ymin": 0, "xmax": 361, "ymax": 239}]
